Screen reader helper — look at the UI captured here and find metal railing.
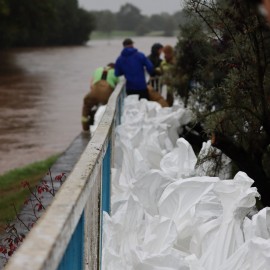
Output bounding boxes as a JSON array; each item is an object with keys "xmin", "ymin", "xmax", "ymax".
[
  {"xmin": 148, "ymin": 76, "xmax": 167, "ymax": 99},
  {"xmin": 4, "ymin": 81, "xmax": 126, "ymax": 270}
]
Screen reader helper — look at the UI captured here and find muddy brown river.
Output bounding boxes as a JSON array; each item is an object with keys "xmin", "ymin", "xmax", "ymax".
[{"xmin": 0, "ymin": 37, "xmax": 177, "ymax": 175}]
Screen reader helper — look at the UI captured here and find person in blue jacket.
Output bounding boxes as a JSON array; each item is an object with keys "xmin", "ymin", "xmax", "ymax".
[{"xmin": 114, "ymin": 38, "xmax": 154, "ymax": 100}]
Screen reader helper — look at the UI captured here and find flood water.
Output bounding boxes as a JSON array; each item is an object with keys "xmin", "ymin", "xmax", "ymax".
[{"xmin": 0, "ymin": 37, "xmax": 177, "ymax": 175}]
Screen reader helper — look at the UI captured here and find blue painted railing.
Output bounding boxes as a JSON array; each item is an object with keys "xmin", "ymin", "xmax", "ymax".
[
  {"xmin": 102, "ymin": 139, "xmax": 112, "ymax": 215},
  {"xmin": 58, "ymin": 213, "xmax": 84, "ymax": 270},
  {"xmin": 4, "ymin": 80, "xmax": 126, "ymax": 270}
]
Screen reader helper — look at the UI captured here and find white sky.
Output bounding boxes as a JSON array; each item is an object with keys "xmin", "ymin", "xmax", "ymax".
[{"xmin": 78, "ymin": 0, "xmax": 184, "ymax": 15}]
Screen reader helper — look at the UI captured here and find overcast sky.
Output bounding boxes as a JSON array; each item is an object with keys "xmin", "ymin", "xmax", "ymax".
[{"xmin": 78, "ymin": 0, "xmax": 184, "ymax": 15}]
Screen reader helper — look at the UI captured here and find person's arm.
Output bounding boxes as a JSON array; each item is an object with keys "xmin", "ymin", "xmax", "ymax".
[
  {"xmin": 112, "ymin": 71, "xmax": 119, "ymax": 85},
  {"xmin": 114, "ymin": 76, "xmax": 119, "ymax": 84},
  {"xmin": 143, "ymin": 54, "xmax": 154, "ymax": 76},
  {"xmin": 114, "ymin": 59, "xmax": 123, "ymax": 77}
]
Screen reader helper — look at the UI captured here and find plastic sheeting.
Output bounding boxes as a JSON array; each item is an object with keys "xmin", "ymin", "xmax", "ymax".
[{"xmin": 102, "ymin": 95, "xmax": 270, "ymax": 270}]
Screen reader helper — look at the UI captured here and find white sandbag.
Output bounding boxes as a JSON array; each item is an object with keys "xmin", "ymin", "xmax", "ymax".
[
  {"xmin": 152, "ymin": 108, "xmax": 191, "ymax": 145},
  {"xmin": 198, "ymin": 172, "xmax": 260, "ymax": 270},
  {"xmin": 121, "ymin": 96, "xmax": 145, "ymax": 127},
  {"xmin": 193, "ymin": 192, "xmax": 223, "ymax": 223},
  {"xmin": 132, "ymin": 170, "xmax": 174, "ymax": 216},
  {"xmin": 102, "ymin": 212, "xmax": 129, "ymax": 270},
  {"xmin": 144, "ymin": 100, "xmax": 163, "ymax": 118},
  {"xmin": 137, "ymin": 127, "xmax": 165, "ymax": 169},
  {"xmin": 218, "ymin": 237, "xmax": 270, "ymax": 270},
  {"xmin": 102, "ymin": 196, "xmax": 146, "ymax": 269},
  {"xmin": 104, "ymin": 95, "xmax": 270, "ymax": 270},
  {"xmin": 113, "ymin": 139, "xmax": 138, "ymax": 183},
  {"xmin": 190, "ymin": 192, "xmax": 223, "ymax": 257},
  {"xmin": 158, "ymin": 176, "xmax": 219, "ymax": 252},
  {"xmin": 122, "ymin": 94, "xmax": 140, "ymax": 109},
  {"xmin": 111, "ymin": 168, "xmax": 134, "ymax": 214},
  {"xmin": 189, "ymin": 216, "xmax": 222, "ymax": 259},
  {"xmin": 115, "ymin": 148, "xmax": 151, "ymax": 183},
  {"xmin": 160, "ymin": 138, "xmax": 197, "ymax": 179},
  {"xmin": 244, "ymin": 207, "xmax": 270, "ymax": 241},
  {"xmin": 158, "ymin": 131, "xmax": 174, "ymax": 153},
  {"xmin": 133, "ymin": 253, "xmax": 190, "ymax": 270},
  {"xmin": 141, "ymin": 215, "xmax": 178, "ymax": 255},
  {"xmin": 103, "ymin": 197, "xmax": 187, "ymax": 269},
  {"xmin": 195, "ymin": 140, "xmax": 232, "ymax": 180},
  {"xmin": 115, "ymin": 124, "xmax": 143, "ymax": 149}
]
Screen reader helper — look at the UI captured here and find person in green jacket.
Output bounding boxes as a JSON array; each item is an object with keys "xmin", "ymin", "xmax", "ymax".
[{"xmin": 81, "ymin": 63, "xmax": 119, "ymax": 132}]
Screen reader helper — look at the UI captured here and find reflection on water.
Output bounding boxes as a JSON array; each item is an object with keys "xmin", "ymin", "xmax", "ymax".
[{"xmin": 0, "ymin": 37, "xmax": 177, "ymax": 174}]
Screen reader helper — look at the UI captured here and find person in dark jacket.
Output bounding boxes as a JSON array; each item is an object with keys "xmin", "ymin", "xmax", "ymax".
[
  {"xmin": 114, "ymin": 38, "xmax": 154, "ymax": 100},
  {"xmin": 148, "ymin": 43, "xmax": 163, "ymax": 70},
  {"xmin": 148, "ymin": 43, "xmax": 163, "ymax": 91}
]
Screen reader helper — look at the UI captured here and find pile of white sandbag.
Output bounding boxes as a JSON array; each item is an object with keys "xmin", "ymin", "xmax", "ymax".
[{"xmin": 102, "ymin": 96, "xmax": 270, "ymax": 270}]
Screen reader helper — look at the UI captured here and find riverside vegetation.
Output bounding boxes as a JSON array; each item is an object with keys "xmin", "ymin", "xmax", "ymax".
[
  {"xmin": 0, "ymin": 155, "xmax": 68, "ymax": 264},
  {"xmin": 0, "ymin": 155, "xmax": 58, "ymax": 231},
  {"xmin": 172, "ymin": 0, "xmax": 270, "ymax": 206}
]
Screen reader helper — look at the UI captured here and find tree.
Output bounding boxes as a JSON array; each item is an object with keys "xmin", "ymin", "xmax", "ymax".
[
  {"xmin": 135, "ymin": 23, "xmax": 149, "ymax": 36},
  {"xmin": 50, "ymin": 0, "xmax": 94, "ymax": 45},
  {"xmin": 148, "ymin": 14, "xmax": 167, "ymax": 31},
  {"xmin": 0, "ymin": 0, "xmax": 95, "ymax": 47},
  {"xmin": 163, "ymin": 15, "xmax": 175, "ymax": 36},
  {"xmin": 0, "ymin": 0, "xmax": 14, "ymax": 46},
  {"xmin": 172, "ymin": 10, "xmax": 192, "ymax": 28},
  {"xmin": 93, "ymin": 10, "xmax": 115, "ymax": 38},
  {"xmin": 174, "ymin": 0, "xmax": 270, "ymax": 206},
  {"xmin": 0, "ymin": 0, "xmax": 56, "ymax": 46},
  {"xmin": 174, "ymin": 20, "xmax": 215, "ymax": 105},
  {"xmin": 73, "ymin": 8, "xmax": 95, "ymax": 44},
  {"xmin": 116, "ymin": 3, "xmax": 143, "ymax": 31}
]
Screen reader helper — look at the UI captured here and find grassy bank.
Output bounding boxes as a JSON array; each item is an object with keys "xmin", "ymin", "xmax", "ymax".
[
  {"xmin": 90, "ymin": 30, "xmax": 135, "ymax": 40},
  {"xmin": 0, "ymin": 155, "xmax": 59, "ymax": 230},
  {"xmin": 90, "ymin": 30, "xmax": 173, "ymax": 40}
]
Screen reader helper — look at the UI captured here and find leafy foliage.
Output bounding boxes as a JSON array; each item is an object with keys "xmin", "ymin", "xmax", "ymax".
[
  {"xmin": 0, "ymin": 0, "xmax": 95, "ymax": 47},
  {"xmin": 0, "ymin": 171, "xmax": 66, "ymax": 264},
  {"xmin": 116, "ymin": 3, "xmax": 143, "ymax": 32},
  {"xmin": 174, "ymin": 0, "xmax": 270, "ymax": 205}
]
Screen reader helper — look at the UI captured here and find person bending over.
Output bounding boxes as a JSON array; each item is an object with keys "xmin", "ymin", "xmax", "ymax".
[{"xmin": 81, "ymin": 63, "xmax": 119, "ymax": 132}]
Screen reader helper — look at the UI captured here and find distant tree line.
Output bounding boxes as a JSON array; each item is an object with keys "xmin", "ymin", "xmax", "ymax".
[
  {"xmin": 0, "ymin": 0, "xmax": 95, "ymax": 48},
  {"xmin": 0, "ymin": 1, "xmax": 187, "ymax": 48},
  {"xmin": 91, "ymin": 3, "xmax": 188, "ymax": 37}
]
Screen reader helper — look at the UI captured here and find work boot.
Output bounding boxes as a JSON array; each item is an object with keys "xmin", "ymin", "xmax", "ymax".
[{"xmin": 81, "ymin": 116, "xmax": 90, "ymax": 132}]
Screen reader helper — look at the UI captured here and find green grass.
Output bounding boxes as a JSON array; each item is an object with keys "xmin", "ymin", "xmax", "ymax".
[
  {"xmin": 146, "ymin": 31, "xmax": 165, "ymax": 36},
  {"xmin": 90, "ymin": 30, "xmax": 179, "ymax": 40},
  {"xmin": 0, "ymin": 155, "xmax": 59, "ymax": 229},
  {"xmin": 91, "ymin": 30, "xmax": 136, "ymax": 40}
]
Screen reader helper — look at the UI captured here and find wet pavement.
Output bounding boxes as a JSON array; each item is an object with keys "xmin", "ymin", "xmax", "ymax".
[{"xmin": 48, "ymin": 131, "xmax": 91, "ymax": 175}]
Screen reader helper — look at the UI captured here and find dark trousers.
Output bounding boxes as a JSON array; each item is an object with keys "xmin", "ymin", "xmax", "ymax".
[
  {"xmin": 81, "ymin": 81, "xmax": 113, "ymax": 131},
  {"xmin": 126, "ymin": 89, "xmax": 149, "ymax": 100}
]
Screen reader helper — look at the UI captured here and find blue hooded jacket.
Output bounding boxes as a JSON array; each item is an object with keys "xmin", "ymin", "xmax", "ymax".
[{"xmin": 115, "ymin": 47, "xmax": 154, "ymax": 91}]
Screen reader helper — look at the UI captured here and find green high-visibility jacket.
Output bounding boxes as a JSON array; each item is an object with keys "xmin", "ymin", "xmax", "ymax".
[{"xmin": 92, "ymin": 66, "xmax": 119, "ymax": 89}]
